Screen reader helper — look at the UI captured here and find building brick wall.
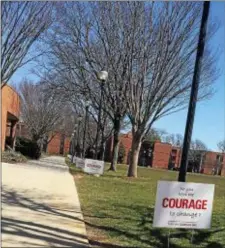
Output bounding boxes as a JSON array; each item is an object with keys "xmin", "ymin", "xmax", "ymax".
[
  {"xmin": 47, "ymin": 132, "xmax": 70, "ymax": 155},
  {"xmin": 1, "ymin": 85, "xmax": 20, "ymax": 151},
  {"xmin": 105, "ymin": 132, "xmax": 132, "ymax": 164},
  {"xmin": 47, "ymin": 133, "xmax": 61, "ymax": 154},
  {"xmin": 15, "ymin": 122, "xmax": 70, "ymax": 156},
  {"xmin": 103, "ymin": 131, "xmax": 225, "ymax": 177},
  {"xmin": 171, "ymin": 147, "xmax": 182, "ymax": 168},
  {"xmin": 202, "ymin": 152, "xmax": 225, "ymax": 175},
  {"xmin": 119, "ymin": 132, "xmax": 132, "ymax": 164},
  {"xmin": 64, "ymin": 136, "xmax": 70, "ymax": 154},
  {"xmin": 152, "ymin": 141, "xmax": 172, "ymax": 169}
]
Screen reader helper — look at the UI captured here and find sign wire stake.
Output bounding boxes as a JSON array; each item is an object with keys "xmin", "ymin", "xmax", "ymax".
[
  {"xmin": 190, "ymin": 229, "xmax": 195, "ymax": 244},
  {"xmin": 167, "ymin": 229, "xmax": 171, "ymax": 248}
]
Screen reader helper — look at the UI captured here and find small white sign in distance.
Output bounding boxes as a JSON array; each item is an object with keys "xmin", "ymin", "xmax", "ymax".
[
  {"xmin": 73, "ymin": 156, "xmax": 77, "ymax": 164},
  {"xmin": 76, "ymin": 157, "xmax": 85, "ymax": 169},
  {"xmin": 153, "ymin": 181, "xmax": 215, "ymax": 229},
  {"xmin": 83, "ymin": 159, "xmax": 104, "ymax": 175}
]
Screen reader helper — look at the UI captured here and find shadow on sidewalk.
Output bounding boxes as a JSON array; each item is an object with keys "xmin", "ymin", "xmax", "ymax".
[
  {"xmin": 2, "ymin": 186, "xmax": 224, "ymax": 248},
  {"xmin": 2, "ymin": 186, "xmax": 90, "ymax": 247}
]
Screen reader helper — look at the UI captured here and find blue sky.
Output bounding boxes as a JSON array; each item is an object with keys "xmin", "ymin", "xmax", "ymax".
[
  {"xmin": 10, "ymin": 2, "xmax": 225, "ymax": 151},
  {"xmin": 154, "ymin": 2, "xmax": 225, "ymax": 151}
]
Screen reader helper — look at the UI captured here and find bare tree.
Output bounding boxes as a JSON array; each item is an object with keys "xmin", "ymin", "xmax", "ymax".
[
  {"xmin": 175, "ymin": 134, "xmax": 184, "ymax": 147},
  {"xmin": 217, "ymin": 140, "xmax": 225, "ymax": 153},
  {"xmin": 144, "ymin": 128, "xmax": 161, "ymax": 143},
  {"xmin": 42, "ymin": 73, "xmax": 114, "ymax": 159},
  {"xmin": 35, "ymin": 2, "xmax": 217, "ymax": 177},
  {"xmin": 156, "ymin": 129, "xmax": 168, "ymax": 142},
  {"xmin": 216, "ymin": 140, "xmax": 225, "ymax": 175},
  {"xmin": 18, "ymin": 80, "xmax": 64, "ymax": 149},
  {"xmin": 189, "ymin": 139, "xmax": 207, "ymax": 173},
  {"xmin": 37, "ymin": 2, "xmax": 135, "ymax": 170},
  {"xmin": 1, "ymin": 1, "xmax": 53, "ymax": 85},
  {"xmin": 164, "ymin": 133, "xmax": 183, "ymax": 147},
  {"xmin": 123, "ymin": 2, "xmax": 218, "ymax": 177}
]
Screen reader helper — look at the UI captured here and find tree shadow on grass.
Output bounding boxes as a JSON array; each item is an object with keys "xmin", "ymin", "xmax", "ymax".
[
  {"xmin": 135, "ymin": 205, "xmax": 225, "ymax": 248},
  {"xmin": 2, "ymin": 186, "xmax": 224, "ymax": 248},
  {"xmin": 85, "ymin": 204, "xmax": 225, "ymax": 248},
  {"xmin": 206, "ymin": 242, "xmax": 224, "ymax": 248}
]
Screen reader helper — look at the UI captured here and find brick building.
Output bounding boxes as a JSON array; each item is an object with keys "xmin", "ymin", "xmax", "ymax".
[
  {"xmin": 47, "ymin": 132, "xmax": 70, "ymax": 155},
  {"xmin": 201, "ymin": 151, "xmax": 225, "ymax": 176},
  {"xmin": 16, "ymin": 122, "xmax": 71, "ymax": 156},
  {"xmin": 105, "ymin": 132, "xmax": 225, "ymax": 176},
  {"xmin": 152, "ymin": 141, "xmax": 172, "ymax": 169},
  {"xmin": 105, "ymin": 132, "xmax": 132, "ymax": 164},
  {"xmin": 1, "ymin": 85, "xmax": 20, "ymax": 151}
]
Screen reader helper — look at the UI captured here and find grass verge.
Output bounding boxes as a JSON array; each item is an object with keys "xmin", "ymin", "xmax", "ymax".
[
  {"xmin": 2, "ymin": 150, "xmax": 27, "ymax": 163},
  {"xmin": 66, "ymin": 158, "xmax": 225, "ymax": 248}
]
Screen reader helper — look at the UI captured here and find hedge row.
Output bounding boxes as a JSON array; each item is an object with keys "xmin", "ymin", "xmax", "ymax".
[{"xmin": 15, "ymin": 137, "xmax": 41, "ymax": 159}]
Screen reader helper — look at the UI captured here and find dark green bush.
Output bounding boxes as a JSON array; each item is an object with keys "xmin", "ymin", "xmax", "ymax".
[
  {"xmin": 118, "ymin": 143, "xmax": 126, "ymax": 164},
  {"xmin": 15, "ymin": 136, "xmax": 41, "ymax": 159}
]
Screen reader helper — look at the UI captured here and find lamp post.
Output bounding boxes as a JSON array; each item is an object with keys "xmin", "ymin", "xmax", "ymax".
[
  {"xmin": 82, "ymin": 100, "xmax": 91, "ymax": 158},
  {"xmin": 178, "ymin": 2, "xmax": 210, "ymax": 182},
  {"xmin": 70, "ymin": 131, "xmax": 75, "ymax": 163},
  {"xmin": 70, "ymin": 123, "xmax": 78, "ymax": 162},
  {"xmin": 94, "ymin": 70, "xmax": 108, "ymax": 159},
  {"xmin": 76, "ymin": 115, "xmax": 83, "ymax": 157}
]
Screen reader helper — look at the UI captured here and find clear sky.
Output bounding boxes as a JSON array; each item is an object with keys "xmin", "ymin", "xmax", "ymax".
[
  {"xmin": 154, "ymin": 2, "xmax": 225, "ymax": 152},
  {"xmin": 9, "ymin": 2, "xmax": 225, "ymax": 152}
]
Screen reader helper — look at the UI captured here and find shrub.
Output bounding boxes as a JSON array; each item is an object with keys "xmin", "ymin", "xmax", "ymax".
[
  {"xmin": 118, "ymin": 143, "xmax": 126, "ymax": 164},
  {"xmin": 2, "ymin": 150, "xmax": 27, "ymax": 163},
  {"xmin": 15, "ymin": 136, "xmax": 41, "ymax": 159}
]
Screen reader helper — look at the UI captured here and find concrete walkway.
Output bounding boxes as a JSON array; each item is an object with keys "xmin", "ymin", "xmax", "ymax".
[{"xmin": 2, "ymin": 156, "xmax": 90, "ymax": 247}]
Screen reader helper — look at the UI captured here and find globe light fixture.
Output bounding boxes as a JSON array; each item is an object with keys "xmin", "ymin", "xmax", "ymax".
[
  {"xmin": 97, "ymin": 71, "xmax": 108, "ymax": 82},
  {"xmin": 85, "ymin": 100, "xmax": 91, "ymax": 107}
]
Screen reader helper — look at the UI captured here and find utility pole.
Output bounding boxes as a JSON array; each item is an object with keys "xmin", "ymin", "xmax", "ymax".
[
  {"xmin": 178, "ymin": 2, "xmax": 210, "ymax": 182},
  {"xmin": 94, "ymin": 71, "xmax": 108, "ymax": 159},
  {"xmin": 76, "ymin": 116, "xmax": 82, "ymax": 157},
  {"xmin": 94, "ymin": 82, "xmax": 104, "ymax": 159},
  {"xmin": 82, "ymin": 102, "xmax": 90, "ymax": 158}
]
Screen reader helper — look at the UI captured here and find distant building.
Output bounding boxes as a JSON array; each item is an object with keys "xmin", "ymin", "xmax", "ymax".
[
  {"xmin": 105, "ymin": 132, "xmax": 225, "ymax": 176},
  {"xmin": 1, "ymin": 85, "xmax": 20, "ymax": 151},
  {"xmin": 105, "ymin": 132, "xmax": 132, "ymax": 164},
  {"xmin": 47, "ymin": 132, "xmax": 70, "ymax": 156},
  {"xmin": 16, "ymin": 122, "xmax": 71, "ymax": 156}
]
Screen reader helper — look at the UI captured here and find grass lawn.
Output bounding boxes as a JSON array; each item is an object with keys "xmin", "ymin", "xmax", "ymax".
[{"xmin": 66, "ymin": 159, "xmax": 225, "ymax": 248}]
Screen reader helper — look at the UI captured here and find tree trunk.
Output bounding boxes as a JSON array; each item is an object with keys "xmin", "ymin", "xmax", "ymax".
[
  {"xmin": 32, "ymin": 136, "xmax": 42, "ymax": 160},
  {"xmin": 127, "ymin": 132, "xmax": 142, "ymax": 177},
  {"xmin": 199, "ymin": 154, "xmax": 203, "ymax": 173},
  {"xmin": 42, "ymin": 135, "xmax": 48, "ymax": 153},
  {"xmin": 108, "ymin": 116, "xmax": 121, "ymax": 171}
]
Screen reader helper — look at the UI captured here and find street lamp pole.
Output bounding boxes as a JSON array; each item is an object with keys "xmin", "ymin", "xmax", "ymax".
[
  {"xmin": 94, "ymin": 71, "xmax": 108, "ymax": 159},
  {"xmin": 70, "ymin": 131, "xmax": 75, "ymax": 163},
  {"xmin": 76, "ymin": 116, "xmax": 82, "ymax": 157},
  {"xmin": 82, "ymin": 101, "xmax": 90, "ymax": 158},
  {"xmin": 178, "ymin": 2, "xmax": 210, "ymax": 182}
]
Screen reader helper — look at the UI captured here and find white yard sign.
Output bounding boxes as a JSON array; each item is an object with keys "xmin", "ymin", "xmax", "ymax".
[
  {"xmin": 73, "ymin": 156, "xmax": 77, "ymax": 164},
  {"xmin": 83, "ymin": 159, "xmax": 104, "ymax": 175},
  {"xmin": 76, "ymin": 157, "xmax": 85, "ymax": 169},
  {"xmin": 153, "ymin": 181, "xmax": 215, "ymax": 229}
]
